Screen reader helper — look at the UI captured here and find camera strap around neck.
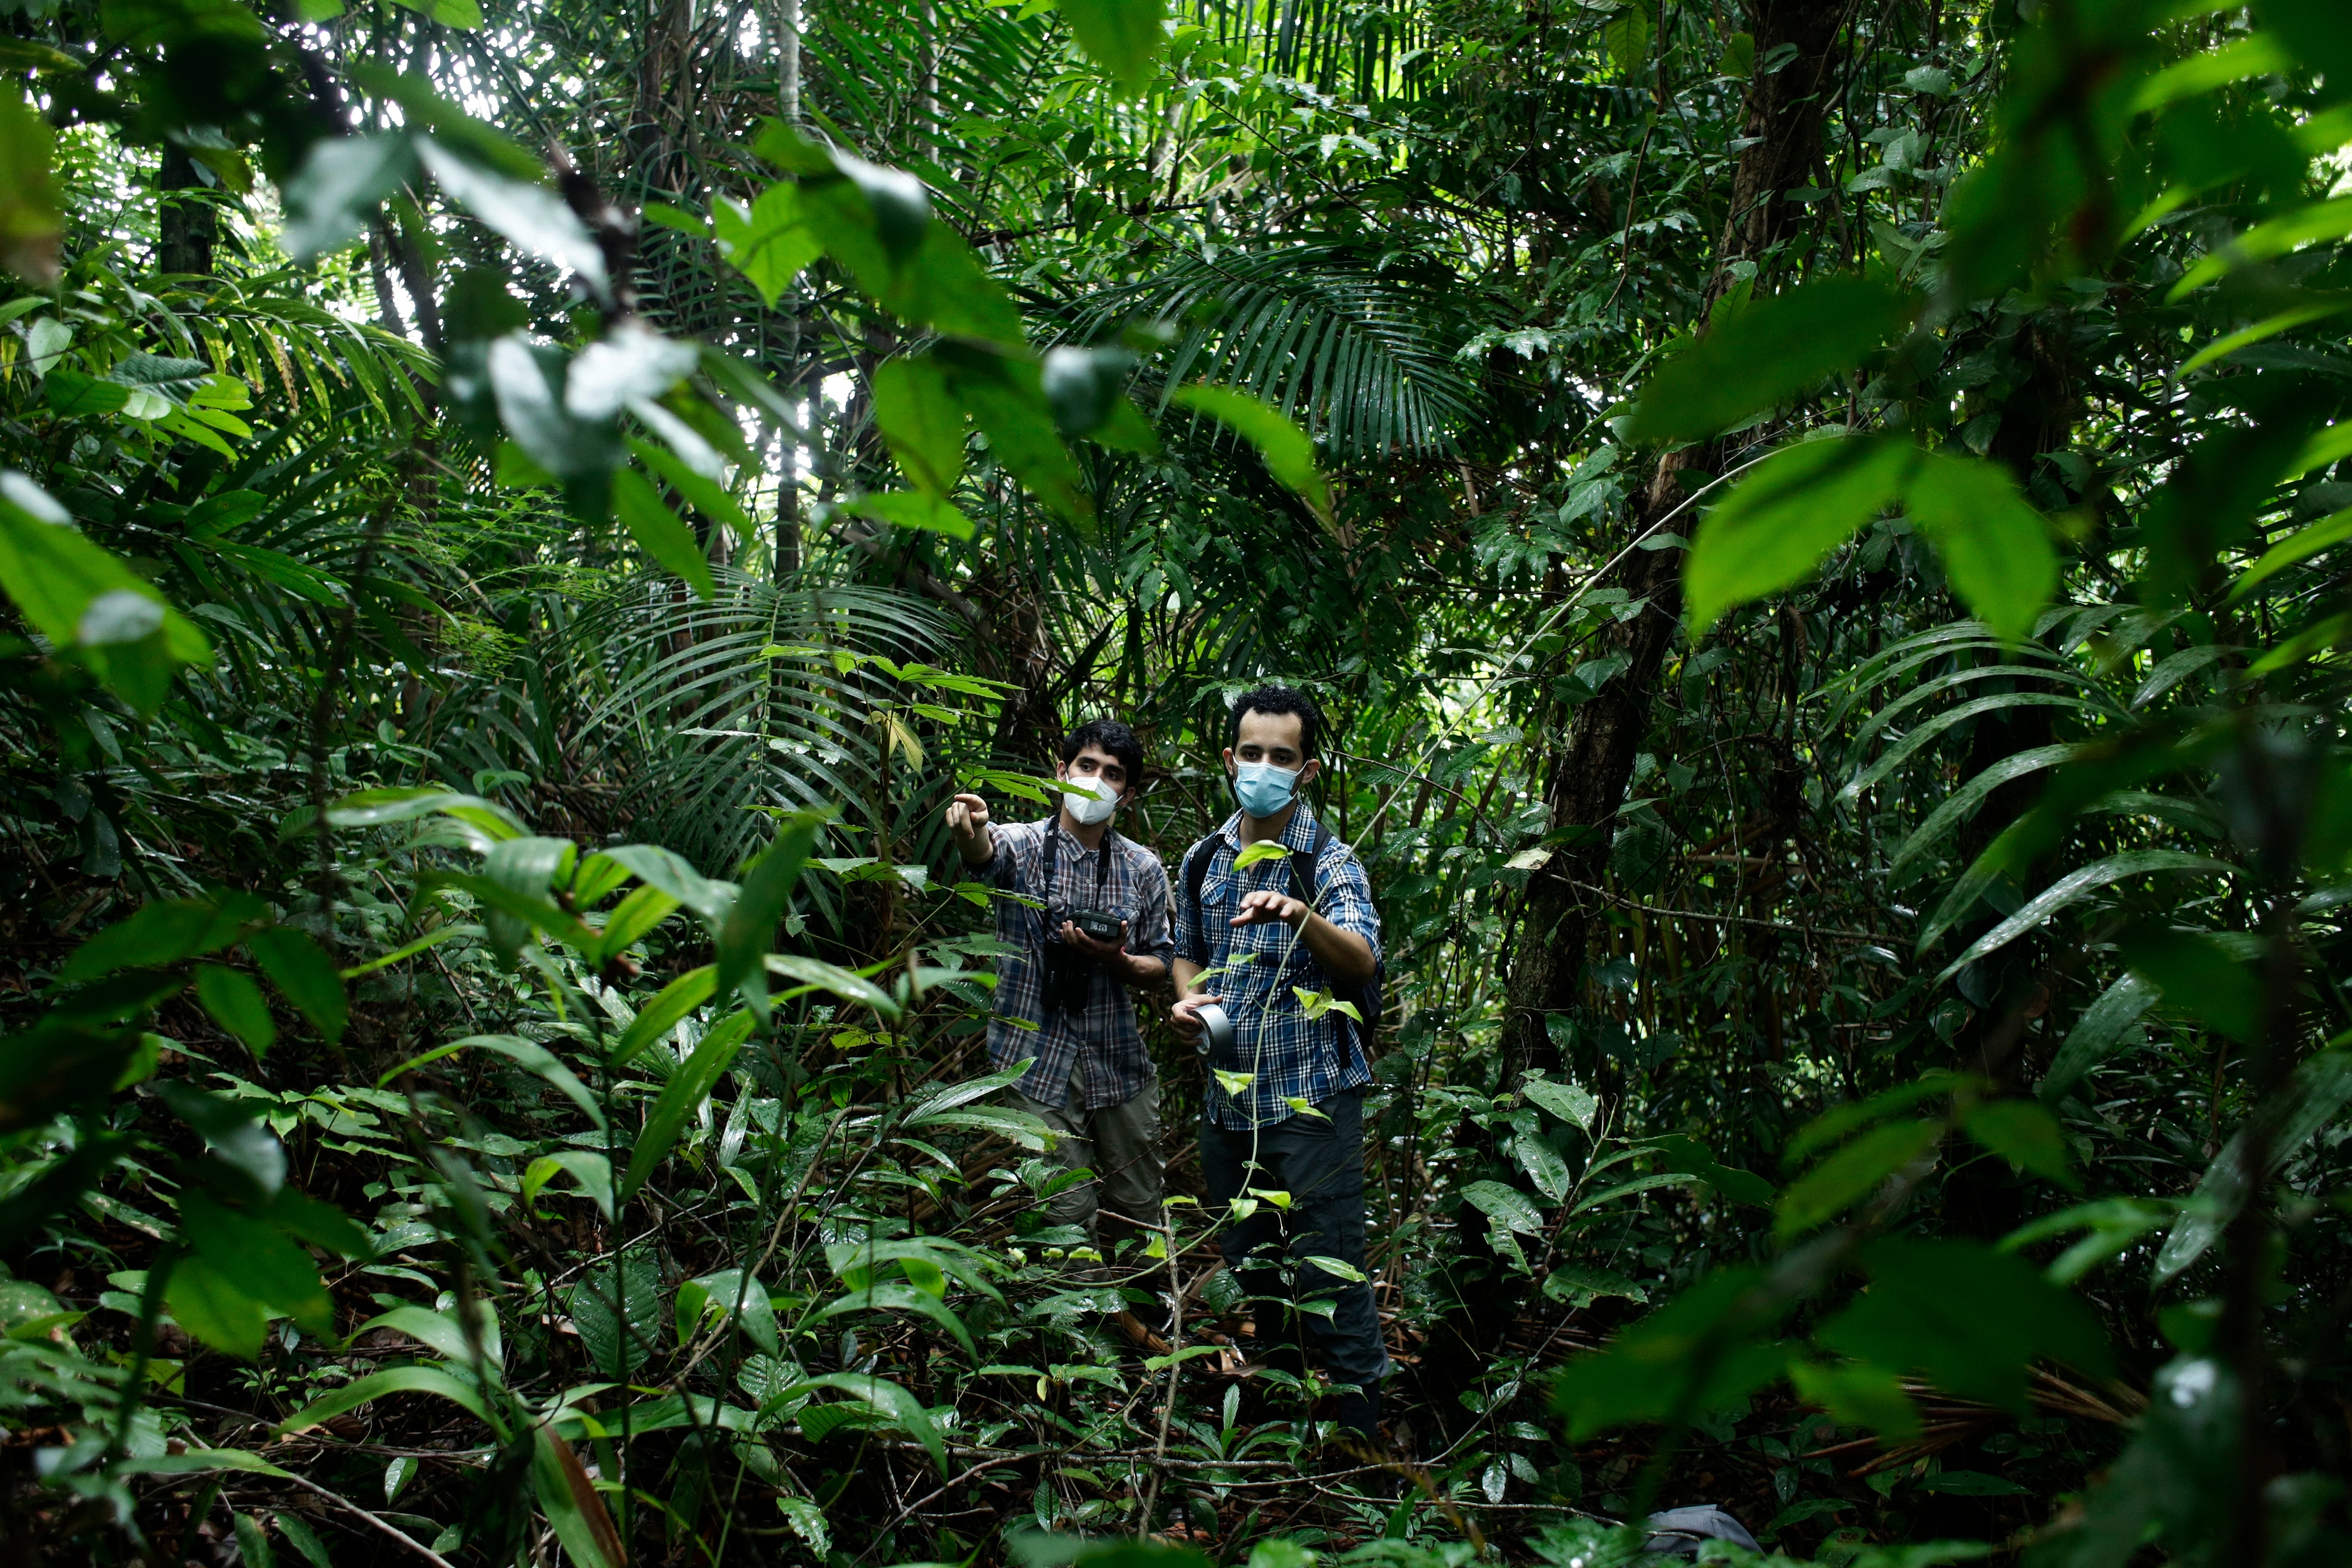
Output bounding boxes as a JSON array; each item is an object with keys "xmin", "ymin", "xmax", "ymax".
[{"xmin": 1041, "ymin": 819, "xmax": 1116, "ymax": 916}]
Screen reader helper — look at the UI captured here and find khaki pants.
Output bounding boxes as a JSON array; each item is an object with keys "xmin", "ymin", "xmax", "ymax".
[{"xmin": 1011, "ymin": 1074, "xmax": 1164, "ymax": 1255}]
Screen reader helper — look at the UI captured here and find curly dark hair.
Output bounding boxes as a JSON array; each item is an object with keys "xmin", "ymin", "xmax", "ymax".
[{"xmin": 1225, "ymin": 685, "xmax": 1323, "ymax": 756}]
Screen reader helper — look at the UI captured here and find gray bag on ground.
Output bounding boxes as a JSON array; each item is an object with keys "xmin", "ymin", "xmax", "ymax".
[{"xmin": 1642, "ymin": 1505, "xmax": 1762, "ymax": 1559}]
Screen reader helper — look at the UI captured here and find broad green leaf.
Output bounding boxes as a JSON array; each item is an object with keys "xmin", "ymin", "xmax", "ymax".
[
  {"xmin": 46, "ymin": 370, "xmax": 129, "ymax": 416},
  {"xmin": 1552, "ymin": 1266, "xmax": 1790, "ymax": 1439},
  {"xmin": 1601, "ymin": 4, "xmax": 1651, "ymax": 72},
  {"xmin": 601, "ymin": 844, "xmax": 734, "ymax": 921},
  {"xmin": 1901, "ymin": 450, "xmax": 2058, "ymax": 643},
  {"xmin": 1170, "ymin": 383, "xmax": 1333, "ymax": 526},
  {"xmin": 532, "ymin": 1424, "xmax": 627, "ymax": 1568},
  {"xmin": 393, "ymin": 0, "xmax": 485, "ymax": 27},
  {"xmin": 903, "ymin": 1105, "xmax": 1050, "ymax": 1149},
  {"xmin": 1784, "ymin": 1073, "xmax": 1974, "ymax": 1167},
  {"xmin": 419, "ymin": 140, "xmax": 608, "ymax": 298},
  {"xmin": 243, "ymin": 928, "xmax": 348, "ymax": 1046},
  {"xmin": 939, "ymin": 348, "xmax": 1087, "ymax": 518},
  {"xmin": 2118, "ymin": 922, "xmax": 2261, "ymax": 1043},
  {"xmin": 714, "ymin": 185, "xmax": 824, "ymax": 305},
  {"xmin": 767, "ymin": 953, "xmax": 898, "ymax": 1016},
  {"xmin": 2225, "ymin": 505, "xmax": 2352, "ymax": 603},
  {"xmin": 280, "ymin": 134, "xmax": 417, "ymax": 259},
  {"xmin": 348, "ymin": 1302, "xmax": 501, "ymax": 1367},
  {"xmin": 2130, "ymin": 30, "xmax": 2290, "ymax": 114},
  {"xmin": 775, "ymin": 1372, "xmax": 947, "ymax": 1475},
  {"xmin": 1043, "ymin": 345, "xmax": 1156, "ymax": 452},
  {"xmin": 377, "ymin": 1033, "xmax": 607, "ymax": 1132},
  {"xmin": 565, "ymin": 323, "xmax": 699, "ymax": 422},
  {"xmin": 1776, "ymin": 1119, "xmax": 1941, "ymax": 1240},
  {"xmin": 719, "ymin": 813, "xmax": 823, "ymax": 1014},
  {"xmin": 1683, "ymin": 436, "xmax": 1911, "ymax": 639},
  {"xmin": 814, "ymin": 1282, "xmax": 975, "ymax": 1355},
  {"xmin": 0, "ymin": 92, "xmax": 61, "ymax": 285},
  {"xmin": 2001, "ymin": 1197, "xmax": 2174, "ymax": 1284},
  {"xmin": 63, "ymin": 894, "xmax": 258, "ymax": 979},
  {"xmin": 1959, "ymin": 1100, "xmax": 2077, "ymax": 1188},
  {"xmin": 277, "ymin": 1366, "xmax": 492, "ymax": 1436},
  {"xmin": 1788, "ymin": 1358, "xmax": 1921, "ymax": 1442},
  {"xmin": 1060, "ymin": 0, "xmax": 1169, "ymax": 96},
  {"xmin": 629, "ymin": 437, "xmax": 752, "ymax": 540},
  {"xmin": 613, "ymin": 467, "xmax": 716, "ymax": 600},
  {"xmin": 177, "ymin": 1196, "xmax": 331, "ymax": 1337},
  {"xmin": 777, "ymin": 1497, "xmax": 828, "ymax": 1553},
  {"xmin": 2040, "ymin": 972, "xmax": 2161, "ymax": 1102},
  {"xmin": 1817, "ymin": 1238, "xmax": 2112, "ymax": 1412},
  {"xmin": 619, "ymin": 1012, "xmax": 753, "ymax": 1201},
  {"xmin": 153, "ymin": 1081, "xmax": 286, "ymax": 1196},
  {"xmin": 192, "ymin": 965, "xmax": 274, "ymax": 1057},
  {"xmin": 839, "ymin": 490, "xmax": 975, "ymax": 539},
  {"xmin": 678, "ymin": 1269, "xmax": 779, "ymax": 1353},
  {"xmin": 1541, "ymin": 1266, "xmax": 1648, "ymax": 1308},
  {"xmin": 610, "ymin": 966, "xmax": 716, "ymax": 1067},
  {"xmin": 2169, "ymin": 193, "xmax": 2352, "ymax": 298},
  {"xmin": 1630, "ymin": 276, "xmax": 1919, "ymax": 442},
  {"xmin": 0, "ymin": 470, "xmax": 212, "ymax": 713},
  {"xmin": 325, "ymin": 786, "xmax": 525, "ymax": 845},
  {"xmin": 871, "ymin": 355, "xmax": 967, "ymax": 498},
  {"xmin": 1519, "ymin": 1074, "xmax": 1599, "ymax": 1131},
  {"xmin": 587, "ymin": 883, "xmax": 680, "ymax": 968},
  {"xmin": 1232, "ymin": 840, "xmax": 1289, "ymax": 869},
  {"xmin": 1513, "ymin": 1133, "xmax": 1572, "ymax": 1203},
  {"xmin": 1935, "ymin": 852, "xmax": 2238, "ymax": 980},
  {"xmin": 523, "ymin": 1152, "xmax": 615, "ymax": 1219},
  {"xmin": 2181, "ymin": 299, "xmax": 2352, "ymax": 375},
  {"xmin": 485, "ymin": 335, "xmax": 612, "ymax": 483},
  {"xmin": 1460, "ymin": 1178, "xmax": 1545, "ymax": 1234},
  {"xmin": 165, "ymin": 1256, "xmax": 269, "ymax": 1359}
]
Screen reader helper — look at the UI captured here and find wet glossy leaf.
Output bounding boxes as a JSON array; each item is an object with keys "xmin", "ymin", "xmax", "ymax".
[
  {"xmin": 1061, "ymin": 0, "xmax": 1168, "ymax": 96},
  {"xmin": 1631, "ymin": 276, "xmax": 1919, "ymax": 442},
  {"xmin": 1684, "ymin": 436, "xmax": 1910, "ymax": 640}
]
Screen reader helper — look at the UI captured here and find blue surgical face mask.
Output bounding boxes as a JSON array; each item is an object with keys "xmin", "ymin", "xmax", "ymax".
[{"xmin": 1232, "ymin": 760, "xmax": 1301, "ymax": 819}]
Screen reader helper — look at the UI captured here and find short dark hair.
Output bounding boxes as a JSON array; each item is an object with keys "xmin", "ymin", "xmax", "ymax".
[
  {"xmin": 1061, "ymin": 717, "xmax": 1143, "ymax": 788},
  {"xmin": 1226, "ymin": 685, "xmax": 1322, "ymax": 757}
]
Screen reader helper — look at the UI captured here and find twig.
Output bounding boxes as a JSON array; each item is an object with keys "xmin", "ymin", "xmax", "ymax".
[{"xmin": 253, "ymin": 1470, "xmax": 459, "ymax": 1568}]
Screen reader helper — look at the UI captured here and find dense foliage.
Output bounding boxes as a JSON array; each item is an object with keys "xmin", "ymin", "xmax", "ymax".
[{"xmin": 3, "ymin": 0, "xmax": 2351, "ymax": 1565}]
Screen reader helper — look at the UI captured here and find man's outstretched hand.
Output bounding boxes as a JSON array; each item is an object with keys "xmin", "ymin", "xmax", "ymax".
[
  {"xmin": 945, "ymin": 791, "xmax": 994, "ymax": 867},
  {"xmin": 1230, "ymin": 888, "xmax": 1307, "ymax": 929}
]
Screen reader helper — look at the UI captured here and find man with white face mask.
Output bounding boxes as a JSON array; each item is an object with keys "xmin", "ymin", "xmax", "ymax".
[
  {"xmin": 1169, "ymin": 684, "xmax": 1387, "ymax": 1440},
  {"xmin": 945, "ymin": 718, "xmax": 1173, "ymax": 1297}
]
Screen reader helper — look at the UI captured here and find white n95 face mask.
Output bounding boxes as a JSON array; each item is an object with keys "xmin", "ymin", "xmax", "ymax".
[{"xmin": 1063, "ymin": 775, "xmax": 1119, "ymax": 825}]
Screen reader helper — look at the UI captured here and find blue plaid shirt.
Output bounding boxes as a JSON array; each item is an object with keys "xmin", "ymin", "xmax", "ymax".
[
  {"xmin": 984, "ymin": 818, "xmax": 1174, "ymax": 1110},
  {"xmin": 1174, "ymin": 804, "xmax": 1381, "ymax": 1131}
]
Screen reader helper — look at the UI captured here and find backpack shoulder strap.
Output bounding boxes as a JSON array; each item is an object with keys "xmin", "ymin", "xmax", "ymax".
[
  {"xmin": 1289, "ymin": 819, "xmax": 1331, "ymax": 909},
  {"xmin": 1182, "ymin": 837, "xmax": 1216, "ymax": 964}
]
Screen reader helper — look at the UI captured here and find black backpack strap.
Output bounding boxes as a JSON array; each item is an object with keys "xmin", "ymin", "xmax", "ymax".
[
  {"xmin": 1288, "ymin": 819, "xmax": 1330, "ymax": 910},
  {"xmin": 1181, "ymin": 837, "xmax": 1216, "ymax": 965}
]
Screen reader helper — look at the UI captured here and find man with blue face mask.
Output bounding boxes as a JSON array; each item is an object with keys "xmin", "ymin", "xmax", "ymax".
[
  {"xmin": 1170, "ymin": 685, "xmax": 1388, "ymax": 1441},
  {"xmin": 946, "ymin": 718, "xmax": 1174, "ymax": 1319}
]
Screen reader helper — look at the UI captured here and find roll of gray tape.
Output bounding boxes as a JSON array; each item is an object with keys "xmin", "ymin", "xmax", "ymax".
[{"xmin": 1194, "ymin": 1002, "xmax": 1233, "ymax": 1058}]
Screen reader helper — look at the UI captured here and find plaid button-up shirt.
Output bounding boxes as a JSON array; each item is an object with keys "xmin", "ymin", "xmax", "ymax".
[
  {"xmin": 1174, "ymin": 804, "xmax": 1381, "ymax": 1131},
  {"xmin": 984, "ymin": 817, "xmax": 1175, "ymax": 1110}
]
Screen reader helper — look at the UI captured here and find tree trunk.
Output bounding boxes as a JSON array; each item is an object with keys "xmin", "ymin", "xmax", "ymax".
[
  {"xmin": 1496, "ymin": 0, "xmax": 1848, "ymax": 1092},
  {"xmin": 158, "ymin": 143, "xmax": 216, "ymax": 277}
]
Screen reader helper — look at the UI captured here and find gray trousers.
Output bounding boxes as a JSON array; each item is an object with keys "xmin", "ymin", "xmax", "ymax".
[{"xmin": 1011, "ymin": 1073, "xmax": 1164, "ymax": 1254}]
